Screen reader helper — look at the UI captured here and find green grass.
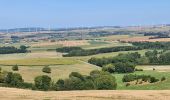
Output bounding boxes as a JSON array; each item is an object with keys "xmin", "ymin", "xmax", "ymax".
[
  {"xmin": 0, "ymin": 58, "xmax": 79, "ymax": 66},
  {"xmin": 81, "ymin": 40, "xmax": 131, "ymax": 49},
  {"xmin": 115, "ymin": 70, "xmax": 170, "ymax": 90},
  {"xmin": 78, "ymin": 50, "xmax": 148, "ymax": 62}
]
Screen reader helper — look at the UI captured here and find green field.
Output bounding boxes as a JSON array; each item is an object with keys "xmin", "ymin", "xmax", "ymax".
[
  {"xmin": 0, "ymin": 58, "xmax": 80, "ymax": 66},
  {"xmin": 115, "ymin": 70, "xmax": 170, "ymax": 90}
]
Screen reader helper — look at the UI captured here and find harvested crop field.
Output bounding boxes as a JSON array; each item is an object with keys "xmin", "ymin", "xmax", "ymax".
[
  {"xmin": 120, "ymin": 36, "xmax": 170, "ymax": 42},
  {"xmin": 32, "ymin": 40, "xmax": 89, "ymax": 47},
  {"xmin": 0, "ymin": 87, "xmax": 170, "ymax": 100}
]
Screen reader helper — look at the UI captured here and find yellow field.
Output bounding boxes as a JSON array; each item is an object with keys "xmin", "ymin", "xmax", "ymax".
[
  {"xmin": 0, "ymin": 58, "xmax": 79, "ymax": 66},
  {"xmin": 0, "ymin": 87, "xmax": 169, "ymax": 100},
  {"xmin": 1, "ymin": 63, "xmax": 100, "ymax": 83},
  {"xmin": 32, "ymin": 40, "xmax": 89, "ymax": 47},
  {"xmin": 100, "ymin": 35, "xmax": 130, "ymax": 41}
]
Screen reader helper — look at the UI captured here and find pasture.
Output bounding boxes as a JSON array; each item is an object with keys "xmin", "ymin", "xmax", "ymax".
[{"xmin": 1, "ymin": 63, "xmax": 100, "ymax": 83}]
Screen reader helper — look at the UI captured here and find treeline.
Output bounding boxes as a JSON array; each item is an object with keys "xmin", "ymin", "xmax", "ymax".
[
  {"xmin": 88, "ymin": 52, "xmax": 140, "ymax": 73},
  {"xmin": 132, "ymin": 42, "xmax": 170, "ymax": 49},
  {"xmin": 56, "ymin": 42, "xmax": 170, "ymax": 57},
  {"xmin": 0, "ymin": 45, "xmax": 28, "ymax": 54},
  {"xmin": 56, "ymin": 46, "xmax": 142, "ymax": 57},
  {"xmin": 88, "ymin": 50, "xmax": 170, "ymax": 72},
  {"xmin": 0, "ymin": 70, "xmax": 117, "ymax": 91}
]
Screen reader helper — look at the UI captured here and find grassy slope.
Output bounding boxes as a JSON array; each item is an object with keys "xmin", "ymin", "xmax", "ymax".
[
  {"xmin": 0, "ymin": 58, "xmax": 79, "ymax": 66},
  {"xmin": 1, "ymin": 63, "xmax": 100, "ymax": 83}
]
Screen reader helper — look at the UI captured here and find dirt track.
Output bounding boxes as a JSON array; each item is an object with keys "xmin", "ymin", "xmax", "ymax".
[{"xmin": 0, "ymin": 87, "xmax": 170, "ymax": 100}]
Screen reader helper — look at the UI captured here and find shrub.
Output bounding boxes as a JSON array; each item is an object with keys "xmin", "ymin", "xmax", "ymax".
[
  {"xmin": 161, "ymin": 76, "xmax": 166, "ymax": 81},
  {"xmin": 140, "ymin": 75, "xmax": 151, "ymax": 82},
  {"xmin": 81, "ymin": 79, "xmax": 95, "ymax": 90},
  {"xmin": 19, "ymin": 82, "xmax": 33, "ymax": 89},
  {"xmin": 69, "ymin": 72, "xmax": 85, "ymax": 81},
  {"xmin": 115, "ymin": 62, "xmax": 135, "ymax": 73},
  {"xmin": 122, "ymin": 74, "xmax": 152, "ymax": 83},
  {"xmin": 122, "ymin": 74, "xmax": 137, "ymax": 82},
  {"xmin": 102, "ymin": 64, "xmax": 115, "ymax": 73},
  {"xmin": 63, "ymin": 77, "xmax": 84, "ymax": 90},
  {"xmin": 135, "ymin": 69, "xmax": 143, "ymax": 71},
  {"xmin": 34, "ymin": 75, "xmax": 51, "ymax": 91},
  {"xmin": 149, "ymin": 77, "xmax": 159, "ymax": 83},
  {"xmin": 4, "ymin": 72, "xmax": 23, "ymax": 87},
  {"xmin": 139, "ymin": 81, "xmax": 143, "ymax": 84},
  {"xmin": 125, "ymin": 83, "xmax": 130, "ymax": 87},
  {"xmin": 54, "ymin": 79, "xmax": 65, "ymax": 91},
  {"xmin": 42, "ymin": 66, "xmax": 51, "ymax": 73},
  {"xmin": 12, "ymin": 65, "xmax": 19, "ymax": 71},
  {"xmin": 90, "ymin": 70, "xmax": 101, "ymax": 78},
  {"xmin": 0, "ymin": 71, "xmax": 8, "ymax": 83},
  {"xmin": 94, "ymin": 74, "xmax": 117, "ymax": 90}
]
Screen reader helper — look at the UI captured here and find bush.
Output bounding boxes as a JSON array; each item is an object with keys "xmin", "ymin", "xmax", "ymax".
[
  {"xmin": 90, "ymin": 70, "xmax": 101, "ymax": 78},
  {"xmin": 115, "ymin": 62, "xmax": 135, "ymax": 73},
  {"xmin": 42, "ymin": 66, "xmax": 51, "ymax": 73},
  {"xmin": 135, "ymin": 69, "xmax": 143, "ymax": 71},
  {"xmin": 122, "ymin": 74, "xmax": 137, "ymax": 82},
  {"xmin": 123, "ymin": 74, "xmax": 152, "ymax": 83},
  {"xmin": 12, "ymin": 65, "xmax": 19, "ymax": 71},
  {"xmin": 19, "ymin": 82, "xmax": 33, "ymax": 89},
  {"xmin": 102, "ymin": 64, "xmax": 115, "ymax": 73},
  {"xmin": 64, "ymin": 77, "xmax": 84, "ymax": 90},
  {"xmin": 161, "ymin": 76, "xmax": 166, "ymax": 81},
  {"xmin": 69, "ymin": 72, "xmax": 85, "ymax": 81},
  {"xmin": 4, "ymin": 72, "xmax": 23, "ymax": 87},
  {"xmin": 94, "ymin": 74, "xmax": 117, "ymax": 90},
  {"xmin": 34, "ymin": 75, "xmax": 51, "ymax": 91},
  {"xmin": 149, "ymin": 77, "xmax": 159, "ymax": 83},
  {"xmin": 125, "ymin": 83, "xmax": 130, "ymax": 87},
  {"xmin": 0, "ymin": 71, "xmax": 8, "ymax": 83},
  {"xmin": 54, "ymin": 79, "xmax": 65, "ymax": 91},
  {"xmin": 81, "ymin": 79, "xmax": 95, "ymax": 90}
]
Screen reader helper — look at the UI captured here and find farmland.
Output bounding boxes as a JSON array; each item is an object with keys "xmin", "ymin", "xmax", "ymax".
[
  {"xmin": 0, "ymin": 87, "xmax": 170, "ymax": 100},
  {"xmin": 1, "ymin": 26, "xmax": 170, "ymax": 99}
]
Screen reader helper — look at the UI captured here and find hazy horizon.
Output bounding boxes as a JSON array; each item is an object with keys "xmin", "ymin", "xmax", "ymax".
[{"xmin": 0, "ymin": 0, "xmax": 170, "ymax": 29}]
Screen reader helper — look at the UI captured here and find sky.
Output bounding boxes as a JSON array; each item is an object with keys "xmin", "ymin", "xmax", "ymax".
[{"xmin": 0, "ymin": 0, "xmax": 170, "ymax": 29}]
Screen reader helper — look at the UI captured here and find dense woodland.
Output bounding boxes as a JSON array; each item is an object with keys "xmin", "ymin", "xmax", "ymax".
[
  {"xmin": 0, "ymin": 45, "xmax": 28, "ymax": 54},
  {"xmin": 56, "ymin": 46, "xmax": 142, "ymax": 57},
  {"xmin": 88, "ymin": 50, "xmax": 170, "ymax": 74},
  {"xmin": 56, "ymin": 42, "xmax": 170, "ymax": 57}
]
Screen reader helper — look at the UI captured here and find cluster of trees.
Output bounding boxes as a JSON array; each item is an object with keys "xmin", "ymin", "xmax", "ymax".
[
  {"xmin": 142, "ymin": 50, "xmax": 170, "ymax": 65},
  {"xmin": 122, "ymin": 74, "xmax": 164, "ymax": 84},
  {"xmin": 54, "ymin": 71, "xmax": 117, "ymax": 91},
  {"xmin": 88, "ymin": 50, "xmax": 170, "ymax": 72},
  {"xmin": 88, "ymin": 52, "xmax": 140, "ymax": 73},
  {"xmin": 0, "ymin": 71, "xmax": 33, "ymax": 89},
  {"xmin": 0, "ymin": 69, "xmax": 117, "ymax": 91},
  {"xmin": 56, "ymin": 46, "xmax": 142, "ymax": 57},
  {"xmin": 132, "ymin": 42, "xmax": 170, "ymax": 49},
  {"xmin": 0, "ymin": 45, "xmax": 28, "ymax": 54},
  {"xmin": 56, "ymin": 42, "xmax": 170, "ymax": 57}
]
